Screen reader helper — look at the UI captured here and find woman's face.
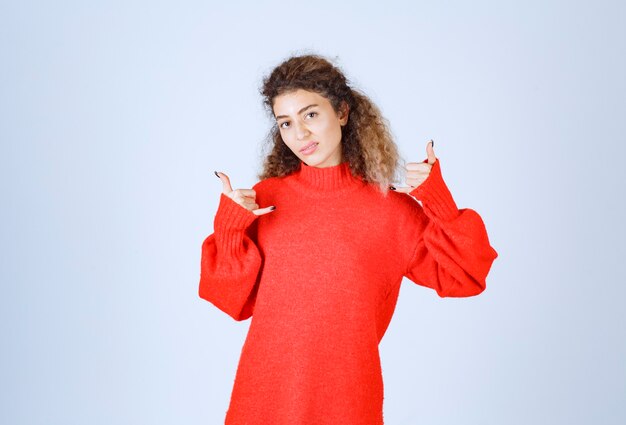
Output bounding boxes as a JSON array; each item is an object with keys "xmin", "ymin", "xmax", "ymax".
[{"xmin": 273, "ymin": 89, "xmax": 348, "ymax": 168}]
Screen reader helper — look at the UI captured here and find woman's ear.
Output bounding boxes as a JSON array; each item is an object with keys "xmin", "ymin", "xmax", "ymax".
[{"xmin": 339, "ymin": 101, "xmax": 349, "ymax": 125}]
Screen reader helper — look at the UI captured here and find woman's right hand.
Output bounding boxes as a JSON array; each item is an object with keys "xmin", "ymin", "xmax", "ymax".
[{"xmin": 214, "ymin": 171, "xmax": 276, "ymax": 216}]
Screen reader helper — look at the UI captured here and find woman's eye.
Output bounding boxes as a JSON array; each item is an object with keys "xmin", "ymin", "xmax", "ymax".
[{"xmin": 279, "ymin": 112, "xmax": 315, "ymax": 129}]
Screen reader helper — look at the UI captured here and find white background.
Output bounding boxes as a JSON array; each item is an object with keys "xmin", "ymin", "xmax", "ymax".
[{"xmin": 1, "ymin": 1, "xmax": 625, "ymax": 424}]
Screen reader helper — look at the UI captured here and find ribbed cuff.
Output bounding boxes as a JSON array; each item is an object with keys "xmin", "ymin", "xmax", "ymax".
[
  {"xmin": 212, "ymin": 193, "xmax": 259, "ymax": 256},
  {"xmin": 214, "ymin": 193, "xmax": 258, "ymax": 231},
  {"xmin": 409, "ymin": 158, "xmax": 461, "ymax": 222}
]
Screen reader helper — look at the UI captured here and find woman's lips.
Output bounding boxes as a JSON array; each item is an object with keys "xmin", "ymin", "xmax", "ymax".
[{"xmin": 300, "ymin": 142, "xmax": 319, "ymax": 155}]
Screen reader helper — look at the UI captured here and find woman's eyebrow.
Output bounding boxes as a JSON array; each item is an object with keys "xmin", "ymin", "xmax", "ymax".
[{"xmin": 275, "ymin": 104, "xmax": 318, "ymax": 120}]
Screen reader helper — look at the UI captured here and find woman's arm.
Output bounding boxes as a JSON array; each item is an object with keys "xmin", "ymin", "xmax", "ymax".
[
  {"xmin": 403, "ymin": 158, "xmax": 498, "ymax": 297},
  {"xmin": 198, "ymin": 192, "xmax": 263, "ymax": 321}
]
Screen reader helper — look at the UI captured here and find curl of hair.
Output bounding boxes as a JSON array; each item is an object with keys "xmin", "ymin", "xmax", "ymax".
[{"xmin": 256, "ymin": 52, "xmax": 404, "ymax": 196}]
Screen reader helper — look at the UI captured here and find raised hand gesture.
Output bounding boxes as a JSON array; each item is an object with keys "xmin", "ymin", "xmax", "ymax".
[
  {"xmin": 393, "ymin": 140, "xmax": 437, "ymax": 193},
  {"xmin": 214, "ymin": 171, "xmax": 276, "ymax": 216}
]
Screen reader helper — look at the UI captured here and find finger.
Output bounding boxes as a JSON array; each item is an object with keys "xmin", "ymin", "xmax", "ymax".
[
  {"xmin": 407, "ymin": 175, "xmax": 428, "ymax": 186},
  {"xmin": 390, "ymin": 185, "xmax": 415, "ymax": 194},
  {"xmin": 252, "ymin": 205, "xmax": 277, "ymax": 216},
  {"xmin": 406, "ymin": 167, "xmax": 431, "ymax": 182},
  {"xmin": 215, "ymin": 171, "xmax": 234, "ymax": 194},
  {"xmin": 426, "ymin": 140, "xmax": 436, "ymax": 165},
  {"xmin": 232, "ymin": 191, "xmax": 258, "ymax": 207},
  {"xmin": 238, "ymin": 200, "xmax": 258, "ymax": 210},
  {"xmin": 233, "ymin": 188, "xmax": 256, "ymax": 198},
  {"xmin": 405, "ymin": 162, "xmax": 432, "ymax": 172}
]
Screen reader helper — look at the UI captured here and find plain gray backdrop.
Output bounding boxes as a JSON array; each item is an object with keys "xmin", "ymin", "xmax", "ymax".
[{"xmin": 2, "ymin": 1, "xmax": 624, "ymax": 424}]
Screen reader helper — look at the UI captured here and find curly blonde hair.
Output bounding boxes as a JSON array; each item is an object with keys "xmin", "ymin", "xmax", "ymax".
[{"xmin": 256, "ymin": 52, "xmax": 403, "ymax": 196}]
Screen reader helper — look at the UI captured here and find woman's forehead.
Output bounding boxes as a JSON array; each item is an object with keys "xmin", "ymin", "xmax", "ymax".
[{"xmin": 273, "ymin": 89, "xmax": 329, "ymax": 115}]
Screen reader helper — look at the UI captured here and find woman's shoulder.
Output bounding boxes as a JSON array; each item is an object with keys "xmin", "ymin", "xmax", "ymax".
[
  {"xmin": 251, "ymin": 175, "xmax": 286, "ymax": 193},
  {"xmin": 250, "ymin": 175, "xmax": 292, "ymax": 204},
  {"xmin": 363, "ymin": 182, "xmax": 424, "ymax": 212}
]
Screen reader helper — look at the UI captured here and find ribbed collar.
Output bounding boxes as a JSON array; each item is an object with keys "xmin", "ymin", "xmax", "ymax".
[{"xmin": 291, "ymin": 160, "xmax": 365, "ymax": 193}]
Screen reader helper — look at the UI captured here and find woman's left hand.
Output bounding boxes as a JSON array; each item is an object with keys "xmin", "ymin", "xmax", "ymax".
[{"xmin": 393, "ymin": 140, "xmax": 436, "ymax": 193}]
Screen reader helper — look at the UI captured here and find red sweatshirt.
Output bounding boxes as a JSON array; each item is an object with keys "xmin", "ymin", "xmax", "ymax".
[{"xmin": 199, "ymin": 158, "xmax": 498, "ymax": 424}]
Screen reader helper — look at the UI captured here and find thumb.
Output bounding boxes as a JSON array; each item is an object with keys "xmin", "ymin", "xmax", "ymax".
[
  {"xmin": 426, "ymin": 139, "xmax": 436, "ymax": 165},
  {"xmin": 252, "ymin": 205, "xmax": 277, "ymax": 216},
  {"xmin": 214, "ymin": 171, "xmax": 233, "ymax": 194}
]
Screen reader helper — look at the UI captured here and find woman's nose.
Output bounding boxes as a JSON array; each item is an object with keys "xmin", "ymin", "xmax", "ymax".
[{"xmin": 295, "ymin": 122, "xmax": 310, "ymax": 139}]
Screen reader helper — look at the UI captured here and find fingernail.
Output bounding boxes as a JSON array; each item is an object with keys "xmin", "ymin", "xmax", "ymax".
[
  {"xmin": 214, "ymin": 171, "xmax": 220, "ymax": 178},
  {"xmin": 430, "ymin": 139, "xmax": 434, "ymax": 147},
  {"xmin": 389, "ymin": 186, "xmax": 396, "ymax": 190},
  {"xmin": 270, "ymin": 206, "xmax": 276, "ymax": 210}
]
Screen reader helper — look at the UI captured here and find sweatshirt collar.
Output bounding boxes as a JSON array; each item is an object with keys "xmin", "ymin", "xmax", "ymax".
[{"xmin": 294, "ymin": 160, "xmax": 364, "ymax": 192}]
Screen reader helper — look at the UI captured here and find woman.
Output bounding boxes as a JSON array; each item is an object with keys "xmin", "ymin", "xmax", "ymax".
[{"xmin": 199, "ymin": 53, "xmax": 498, "ymax": 424}]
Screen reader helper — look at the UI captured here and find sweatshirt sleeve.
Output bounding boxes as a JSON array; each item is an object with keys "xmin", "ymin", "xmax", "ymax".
[
  {"xmin": 198, "ymin": 192, "xmax": 263, "ymax": 321},
  {"xmin": 403, "ymin": 158, "xmax": 498, "ymax": 297}
]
